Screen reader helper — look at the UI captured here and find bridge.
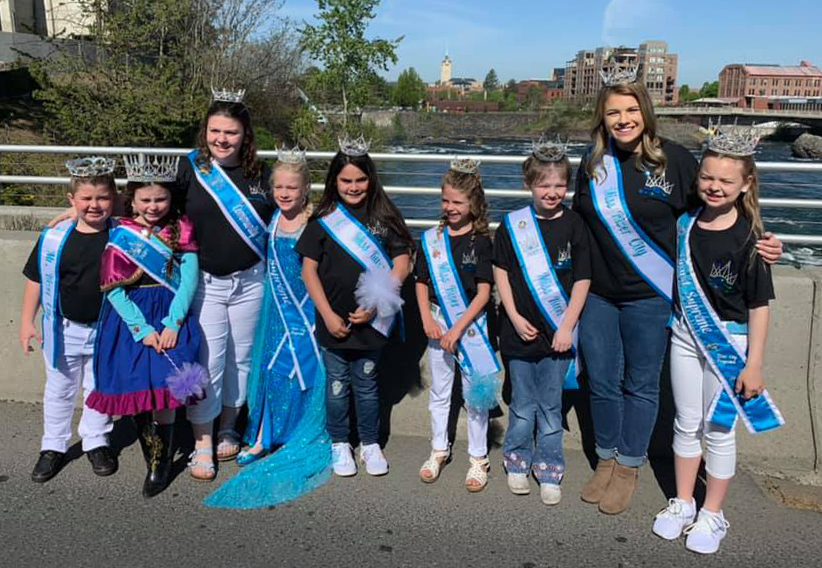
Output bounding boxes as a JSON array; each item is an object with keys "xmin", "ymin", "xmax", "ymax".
[{"xmin": 656, "ymin": 106, "xmax": 822, "ymax": 130}]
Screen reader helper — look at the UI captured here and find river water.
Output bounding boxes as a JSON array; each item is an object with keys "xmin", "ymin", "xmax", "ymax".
[{"xmin": 378, "ymin": 139, "xmax": 822, "ymax": 267}]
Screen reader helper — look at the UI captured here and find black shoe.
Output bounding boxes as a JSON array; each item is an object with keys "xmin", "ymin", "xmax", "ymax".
[
  {"xmin": 86, "ymin": 446, "xmax": 118, "ymax": 477},
  {"xmin": 140, "ymin": 421, "xmax": 175, "ymax": 498},
  {"xmin": 31, "ymin": 450, "xmax": 65, "ymax": 483}
]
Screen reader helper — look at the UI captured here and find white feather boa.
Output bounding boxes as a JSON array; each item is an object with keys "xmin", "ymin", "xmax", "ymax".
[{"xmin": 355, "ymin": 269, "xmax": 403, "ymax": 318}]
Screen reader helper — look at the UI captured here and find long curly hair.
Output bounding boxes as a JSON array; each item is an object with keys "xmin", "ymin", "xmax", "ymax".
[
  {"xmin": 195, "ymin": 100, "xmax": 261, "ymax": 180},
  {"xmin": 310, "ymin": 151, "xmax": 414, "ymax": 251},
  {"xmin": 123, "ymin": 181, "xmax": 183, "ymax": 277},
  {"xmin": 586, "ymin": 82, "xmax": 667, "ymax": 181},
  {"xmin": 438, "ymin": 169, "xmax": 490, "ymax": 241}
]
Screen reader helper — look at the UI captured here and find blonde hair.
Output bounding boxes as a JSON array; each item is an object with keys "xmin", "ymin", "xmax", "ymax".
[
  {"xmin": 586, "ymin": 82, "xmax": 667, "ymax": 181},
  {"xmin": 69, "ymin": 174, "xmax": 117, "ymax": 195},
  {"xmin": 438, "ymin": 169, "xmax": 490, "ymax": 240},
  {"xmin": 701, "ymin": 150, "xmax": 764, "ymax": 268},
  {"xmin": 271, "ymin": 160, "xmax": 313, "ymax": 224}
]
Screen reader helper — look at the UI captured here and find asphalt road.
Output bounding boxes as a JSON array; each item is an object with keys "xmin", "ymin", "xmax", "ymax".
[{"xmin": 1, "ymin": 400, "xmax": 820, "ymax": 568}]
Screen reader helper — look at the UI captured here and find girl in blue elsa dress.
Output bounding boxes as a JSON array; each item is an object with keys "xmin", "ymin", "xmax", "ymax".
[{"xmin": 204, "ymin": 149, "xmax": 331, "ymax": 509}]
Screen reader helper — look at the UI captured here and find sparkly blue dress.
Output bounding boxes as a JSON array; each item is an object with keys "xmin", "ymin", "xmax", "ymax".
[{"xmin": 204, "ymin": 225, "xmax": 331, "ymax": 509}]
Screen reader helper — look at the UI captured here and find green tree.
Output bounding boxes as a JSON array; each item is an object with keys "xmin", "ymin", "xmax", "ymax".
[
  {"xmin": 503, "ymin": 78, "xmax": 517, "ymax": 96},
  {"xmin": 678, "ymin": 84, "xmax": 700, "ymax": 103},
  {"xmin": 393, "ymin": 67, "xmax": 426, "ymax": 107},
  {"xmin": 300, "ymin": 0, "xmax": 402, "ymax": 124},
  {"xmin": 483, "ymin": 68, "xmax": 500, "ymax": 91},
  {"xmin": 699, "ymin": 81, "xmax": 719, "ymax": 98}
]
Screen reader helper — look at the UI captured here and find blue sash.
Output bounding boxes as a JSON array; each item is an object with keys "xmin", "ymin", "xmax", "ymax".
[
  {"xmin": 504, "ymin": 207, "xmax": 580, "ymax": 389},
  {"xmin": 590, "ymin": 142, "xmax": 674, "ymax": 302},
  {"xmin": 38, "ymin": 219, "xmax": 75, "ymax": 367},
  {"xmin": 318, "ymin": 204, "xmax": 398, "ymax": 337},
  {"xmin": 266, "ymin": 211, "xmax": 321, "ymax": 390},
  {"xmin": 676, "ymin": 211, "xmax": 784, "ymax": 434},
  {"xmin": 421, "ymin": 227, "xmax": 500, "ymax": 378},
  {"xmin": 188, "ymin": 150, "xmax": 267, "ymax": 260},
  {"xmin": 107, "ymin": 225, "xmax": 181, "ymax": 292}
]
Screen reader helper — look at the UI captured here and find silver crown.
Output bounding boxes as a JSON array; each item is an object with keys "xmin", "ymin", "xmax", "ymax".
[
  {"xmin": 276, "ymin": 145, "xmax": 307, "ymax": 165},
  {"xmin": 449, "ymin": 156, "xmax": 480, "ymax": 175},
  {"xmin": 211, "ymin": 87, "xmax": 246, "ymax": 104},
  {"xmin": 123, "ymin": 153, "xmax": 179, "ymax": 183},
  {"xmin": 707, "ymin": 126, "xmax": 760, "ymax": 157},
  {"xmin": 65, "ymin": 157, "xmax": 117, "ymax": 177},
  {"xmin": 599, "ymin": 66, "xmax": 638, "ymax": 87},
  {"xmin": 645, "ymin": 173, "xmax": 674, "ymax": 196},
  {"xmin": 338, "ymin": 134, "xmax": 370, "ymax": 157},
  {"xmin": 531, "ymin": 135, "xmax": 569, "ymax": 162}
]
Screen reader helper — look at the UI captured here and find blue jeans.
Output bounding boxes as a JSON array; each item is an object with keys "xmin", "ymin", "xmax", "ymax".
[
  {"xmin": 502, "ymin": 356, "xmax": 570, "ymax": 485},
  {"xmin": 579, "ymin": 293, "xmax": 671, "ymax": 467},
  {"xmin": 323, "ymin": 348, "xmax": 381, "ymax": 446}
]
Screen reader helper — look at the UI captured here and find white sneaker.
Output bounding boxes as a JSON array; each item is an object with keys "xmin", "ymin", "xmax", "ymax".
[
  {"xmin": 507, "ymin": 473, "xmax": 530, "ymax": 495},
  {"xmin": 540, "ymin": 483, "xmax": 562, "ymax": 505},
  {"xmin": 653, "ymin": 498, "xmax": 696, "ymax": 540},
  {"xmin": 684, "ymin": 509, "xmax": 729, "ymax": 554},
  {"xmin": 331, "ymin": 443, "xmax": 357, "ymax": 477},
  {"xmin": 360, "ymin": 443, "xmax": 389, "ymax": 476}
]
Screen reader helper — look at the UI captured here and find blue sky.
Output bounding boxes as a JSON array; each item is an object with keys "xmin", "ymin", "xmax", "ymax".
[{"xmin": 281, "ymin": 0, "xmax": 821, "ymax": 88}]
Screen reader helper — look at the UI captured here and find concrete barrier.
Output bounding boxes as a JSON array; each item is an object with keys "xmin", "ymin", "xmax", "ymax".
[{"xmin": 1, "ymin": 230, "xmax": 819, "ymax": 481}]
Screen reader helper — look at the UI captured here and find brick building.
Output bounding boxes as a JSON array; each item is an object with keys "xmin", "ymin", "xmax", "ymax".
[{"xmin": 718, "ymin": 61, "xmax": 822, "ymax": 109}]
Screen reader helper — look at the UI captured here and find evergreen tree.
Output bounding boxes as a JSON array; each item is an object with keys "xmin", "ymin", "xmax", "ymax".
[
  {"xmin": 393, "ymin": 67, "xmax": 426, "ymax": 108},
  {"xmin": 483, "ymin": 68, "xmax": 500, "ymax": 91}
]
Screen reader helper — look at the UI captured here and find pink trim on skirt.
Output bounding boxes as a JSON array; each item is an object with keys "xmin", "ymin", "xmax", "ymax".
[{"xmin": 85, "ymin": 387, "xmax": 187, "ymax": 416}]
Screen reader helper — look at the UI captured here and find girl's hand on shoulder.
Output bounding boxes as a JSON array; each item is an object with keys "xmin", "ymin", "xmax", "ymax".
[
  {"xmin": 755, "ymin": 232, "xmax": 783, "ymax": 265},
  {"xmin": 325, "ymin": 312, "xmax": 351, "ymax": 338},
  {"xmin": 19, "ymin": 321, "xmax": 41, "ymax": 355},
  {"xmin": 551, "ymin": 326, "xmax": 573, "ymax": 353},
  {"xmin": 159, "ymin": 327, "xmax": 179, "ymax": 351},
  {"xmin": 348, "ymin": 306, "xmax": 376, "ymax": 326},
  {"xmin": 47, "ymin": 207, "xmax": 77, "ymax": 228},
  {"xmin": 512, "ymin": 314, "xmax": 539, "ymax": 343},
  {"xmin": 736, "ymin": 363, "xmax": 765, "ymax": 399},
  {"xmin": 142, "ymin": 331, "xmax": 163, "ymax": 353},
  {"xmin": 439, "ymin": 327, "xmax": 462, "ymax": 353},
  {"xmin": 422, "ymin": 317, "xmax": 445, "ymax": 341}
]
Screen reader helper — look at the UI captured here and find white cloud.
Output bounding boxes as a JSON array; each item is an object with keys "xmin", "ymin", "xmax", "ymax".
[{"xmin": 601, "ymin": 0, "xmax": 675, "ymax": 45}]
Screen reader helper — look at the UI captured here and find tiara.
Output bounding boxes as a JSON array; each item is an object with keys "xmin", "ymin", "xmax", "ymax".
[
  {"xmin": 449, "ymin": 156, "xmax": 480, "ymax": 175},
  {"xmin": 707, "ymin": 127, "xmax": 760, "ymax": 157},
  {"xmin": 338, "ymin": 134, "xmax": 370, "ymax": 157},
  {"xmin": 123, "ymin": 153, "xmax": 180, "ymax": 183},
  {"xmin": 599, "ymin": 66, "xmax": 638, "ymax": 87},
  {"xmin": 277, "ymin": 145, "xmax": 307, "ymax": 165},
  {"xmin": 65, "ymin": 157, "xmax": 117, "ymax": 177},
  {"xmin": 211, "ymin": 87, "xmax": 246, "ymax": 104},
  {"xmin": 531, "ymin": 135, "xmax": 569, "ymax": 162}
]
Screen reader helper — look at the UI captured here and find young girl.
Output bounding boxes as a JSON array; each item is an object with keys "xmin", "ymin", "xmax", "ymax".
[
  {"xmin": 203, "ymin": 148, "xmax": 332, "ymax": 509},
  {"xmin": 415, "ymin": 158, "xmax": 498, "ymax": 492},
  {"xmin": 296, "ymin": 136, "xmax": 413, "ymax": 477},
  {"xmin": 652, "ymin": 130, "xmax": 783, "ymax": 553},
  {"xmin": 493, "ymin": 140, "xmax": 591, "ymax": 505},
  {"xmin": 86, "ymin": 153, "xmax": 203, "ymax": 498}
]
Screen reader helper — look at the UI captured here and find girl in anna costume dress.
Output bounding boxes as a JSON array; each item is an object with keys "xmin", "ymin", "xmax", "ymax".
[{"xmin": 86, "ymin": 154, "xmax": 205, "ymax": 498}]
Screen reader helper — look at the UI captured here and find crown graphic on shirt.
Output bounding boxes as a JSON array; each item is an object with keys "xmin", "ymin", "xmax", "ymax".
[
  {"xmin": 599, "ymin": 66, "xmax": 638, "ymax": 87},
  {"xmin": 557, "ymin": 242, "xmax": 572, "ymax": 264},
  {"xmin": 211, "ymin": 87, "xmax": 246, "ymax": 104},
  {"xmin": 709, "ymin": 260, "xmax": 738, "ymax": 286},
  {"xmin": 645, "ymin": 173, "xmax": 674, "ymax": 196},
  {"xmin": 462, "ymin": 248, "xmax": 478, "ymax": 266},
  {"xmin": 123, "ymin": 153, "xmax": 179, "ymax": 183},
  {"xmin": 65, "ymin": 156, "xmax": 117, "ymax": 178}
]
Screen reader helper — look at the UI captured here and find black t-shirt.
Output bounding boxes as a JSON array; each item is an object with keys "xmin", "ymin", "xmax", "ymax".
[
  {"xmin": 177, "ymin": 156, "xmax": 274, "ymax": 276},
  {"xmin": 493, "ymin": 206, "xmax": 592, "ymax": 359},
  {"xmin": 676, "ymin": 214, "xmax": 775, "ymax": 323},
  {"xmin": 296, "ymin": 204, "xmax": 411, "ymax": 351},
  {"xmin": 414, "ymin": 231, "xmax": 494, "ymax": 307},
  {"xmin": 23, "ymin": 228, "xmax": 110, "ymax": 324},
  {"xmin": 573, "ymin": 139, "xmax": 699, "ymax": 301}
]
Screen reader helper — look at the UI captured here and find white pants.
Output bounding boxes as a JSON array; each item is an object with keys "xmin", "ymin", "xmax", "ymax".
[
  {"xmin": 427, "ymin": 308, "xmax": 489, "ymax": 457},
  {"xmin": 670, "ymin": 317, "xmax": 746, "ymax": 480},
  {"xmin": 41, "ymin": 319, "xmax": 113, "ymax": 453},
  {"xmin": 186, "ymin": 263, "xmax": 265, "ymax": 425}
]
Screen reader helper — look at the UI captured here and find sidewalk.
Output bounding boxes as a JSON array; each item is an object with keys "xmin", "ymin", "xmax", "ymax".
[{"xmin": 0, "ymin": 400, "xmax": 820, "ymax": 568}]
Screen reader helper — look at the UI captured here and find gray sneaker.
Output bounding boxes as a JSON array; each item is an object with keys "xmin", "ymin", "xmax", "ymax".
[{"xmin": 331, "ymin": 442, "xmax": 357, "ymax": 477}]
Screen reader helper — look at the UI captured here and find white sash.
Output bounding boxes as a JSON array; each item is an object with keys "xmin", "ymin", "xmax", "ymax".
[
  {"xmin": 38, "ymin": 219, "xmax": 75, "ymax": 367},
  {"xmin": 504, "ymin": 207, "xmax": 579, "ymax": 389},
  {"xmin": 589, "ymin": 142, "xmax": 674, "ymax": 302},
  {"xmin": 421, "ymin": 227, "xmax": 500, "ymax": 377}
]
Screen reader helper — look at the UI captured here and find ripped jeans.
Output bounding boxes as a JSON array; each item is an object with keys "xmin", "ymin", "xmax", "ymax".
[{"xmin": 323, "ymin": 348, "xmax": 382, "ymax": 446}]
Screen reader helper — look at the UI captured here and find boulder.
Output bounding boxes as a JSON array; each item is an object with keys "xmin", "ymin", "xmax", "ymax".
[{"xmin": 792, "ymin": 133, "xmax": 822, "ymax": 160}]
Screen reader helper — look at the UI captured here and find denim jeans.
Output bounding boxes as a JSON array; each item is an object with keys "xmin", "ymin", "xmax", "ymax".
[
  {"xmin": 323, "ymin": 348, "xmax": 381, "ymax": 445},
  {"xmin": 502, "ymin": 356, "xmax": 570, "ymax": 485},
  {"xmin": 579, "ymin": 292, "xmax": 671, "ymax": 467}
]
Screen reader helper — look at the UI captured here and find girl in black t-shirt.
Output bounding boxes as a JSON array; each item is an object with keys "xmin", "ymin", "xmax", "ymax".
[
  {"xmin": 297, "ymin": 145, "xmax": 413, "ymax": 477},
  {"xmin": 653, "ymin": 138, "xmax": 775, "ymax": 554},
  {"xmin": 415, "ymin": 159, "xmax": 495, "ymax": 492}
]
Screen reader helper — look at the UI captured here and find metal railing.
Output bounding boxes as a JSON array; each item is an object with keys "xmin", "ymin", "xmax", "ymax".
[{"xmin": 2, "ymin": 144, "xmax": 821, "ymax": 245}]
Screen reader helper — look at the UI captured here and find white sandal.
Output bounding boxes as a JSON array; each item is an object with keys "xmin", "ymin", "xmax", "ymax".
[
  {"xmin": 465, "ymin": 456, "xmax": 490, "ymax": 493},
  {"xmin": 216, "ymin": 428, "xmax": 240, "ymax": 462},
  {"xmin": 187, "ymin": 448, "xmax": 216, "ymax": 482},
  {"xmin": 419, "ymin": 449, "xmax": 451, "ymax": 483}
]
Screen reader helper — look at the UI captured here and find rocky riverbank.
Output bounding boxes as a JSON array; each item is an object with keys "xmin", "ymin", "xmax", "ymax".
[{"xmin": 792, "ymin": 133, "xmax": 822, "ymax": 160}]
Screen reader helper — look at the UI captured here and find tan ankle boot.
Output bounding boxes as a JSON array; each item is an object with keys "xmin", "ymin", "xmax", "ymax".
[
  {"xmin": 580, "ymin": 459, "xmax": 615, "ymax": 504},
  {"xmin": 598, "ymin": 463, "xmax": 639, "ymax": 515}
]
